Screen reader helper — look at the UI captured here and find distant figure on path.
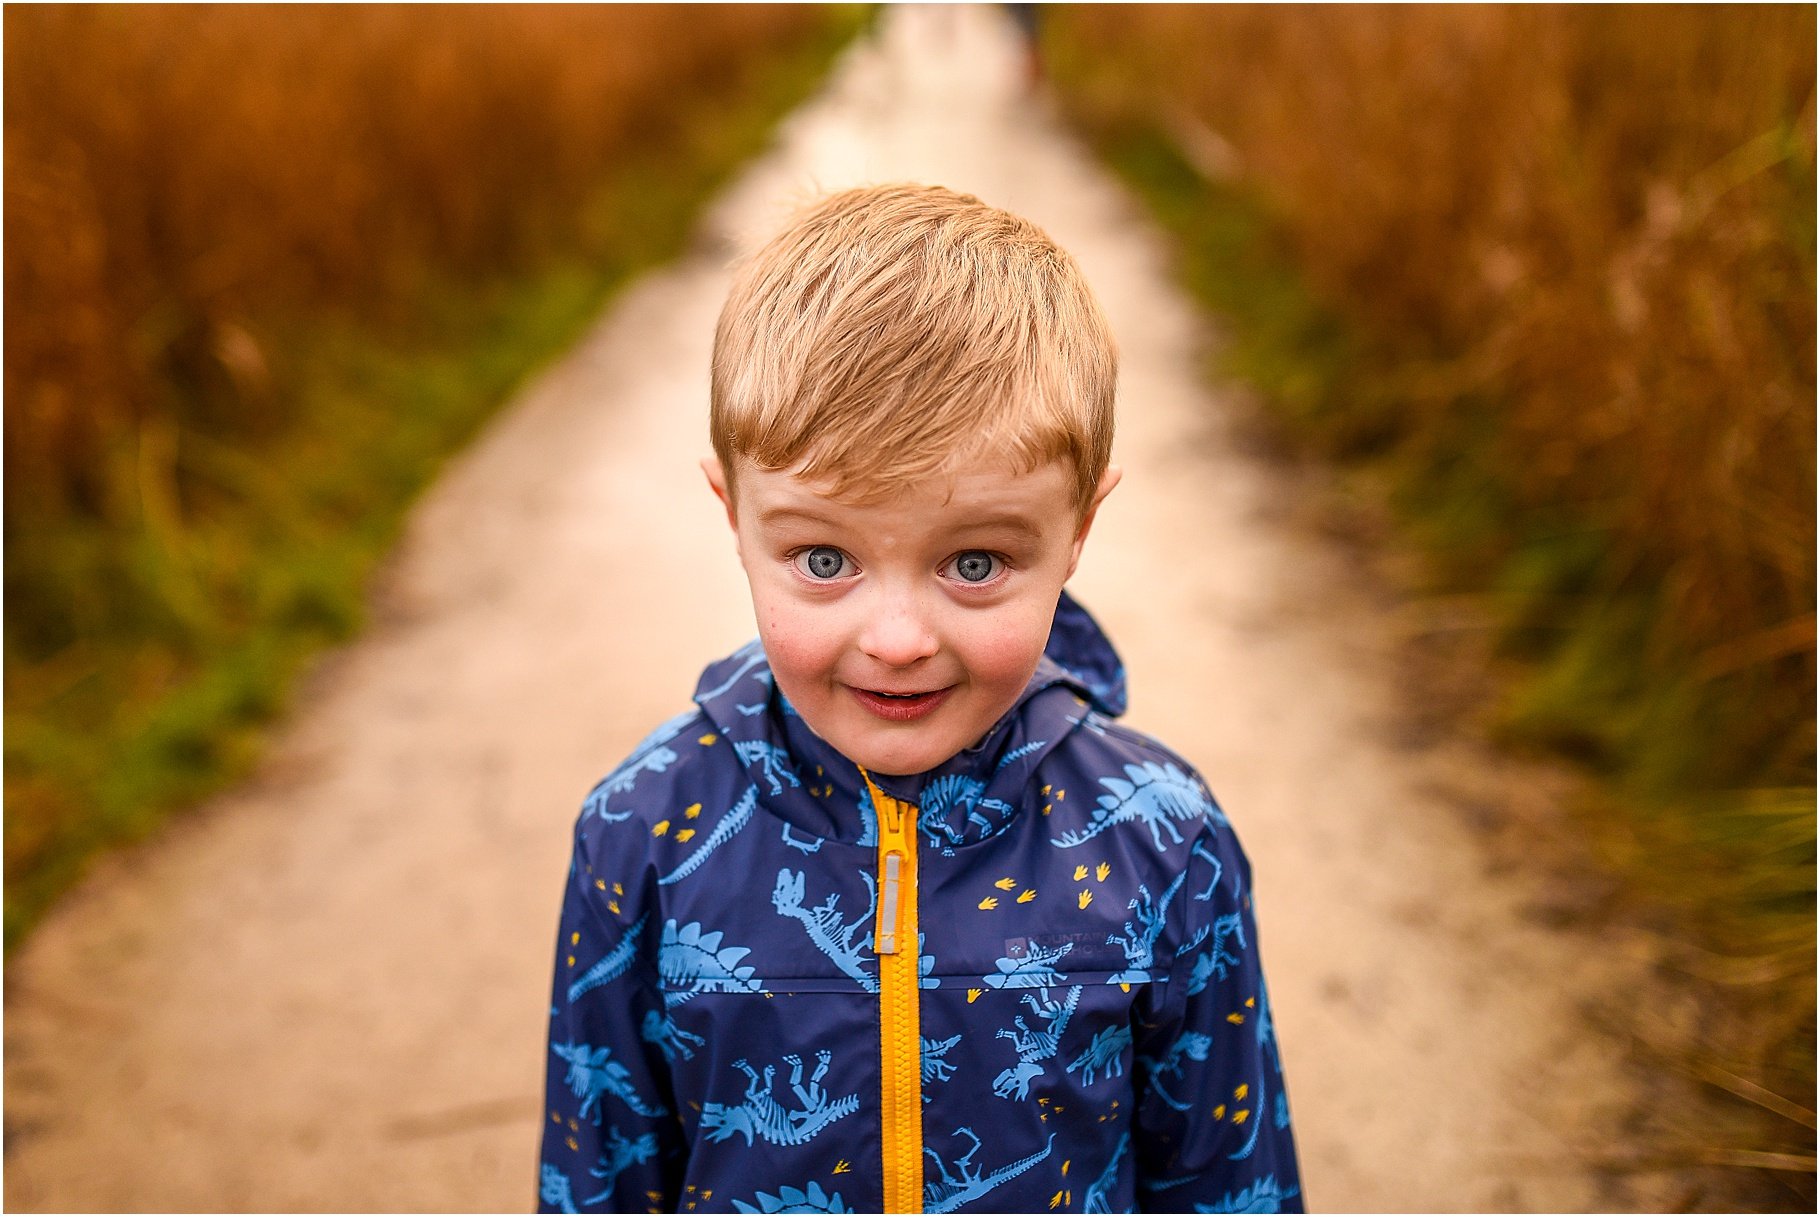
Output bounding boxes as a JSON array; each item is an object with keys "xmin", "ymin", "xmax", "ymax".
[{"xmin": 1005, "ymin": 2, "xmax": 1044, "ymax": 90}]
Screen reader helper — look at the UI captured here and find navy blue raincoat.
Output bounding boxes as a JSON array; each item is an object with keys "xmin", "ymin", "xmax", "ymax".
[{"xmin": 539, "ymin": 594, "xmax": 1302, "ymax": 1214}]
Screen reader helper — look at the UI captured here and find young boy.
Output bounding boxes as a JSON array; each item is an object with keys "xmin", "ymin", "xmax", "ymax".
[{"xmin": 539, "ymin": 185, "xmax": 1302, "ymax": 1214}]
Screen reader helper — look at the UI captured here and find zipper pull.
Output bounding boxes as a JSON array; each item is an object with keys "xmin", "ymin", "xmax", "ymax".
[
  {"xmin": 877, "ymin": 848, "xmax": 904, "ymax": 956},
  {"xmin": 865, "ymin": 769, "xmax": 909, "ymax": 956}
]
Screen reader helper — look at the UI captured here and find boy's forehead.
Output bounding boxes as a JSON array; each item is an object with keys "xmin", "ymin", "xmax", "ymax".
[{"xmin": 733, "ymin": 456, "xmax": 1076, "ymax": 530}]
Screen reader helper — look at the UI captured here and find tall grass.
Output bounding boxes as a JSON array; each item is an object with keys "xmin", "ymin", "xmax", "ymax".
[
  {"xmin": 4, "ymin": 4, "xmax": 865, "ymax": 944},
  {"xmin": 6, "ymin": 4, "xmax": 843, "ymax": 520},
  {"xmin": 1046, "ymin": 4, "xmax": 1814, "ymax": 1200}
]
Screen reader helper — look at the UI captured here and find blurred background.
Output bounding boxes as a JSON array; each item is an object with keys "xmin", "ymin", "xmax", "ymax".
[
  {"xmin": 5, "ymin": 3, "xmax": 866, "ymax": 940},
  {"xmin": 1039, "ymin": 7, "xmax": 1814, "ymax": 1204},
  {"xmin": 5, "ymin": 2, "xmax": 1813, "ymax": 1210}
]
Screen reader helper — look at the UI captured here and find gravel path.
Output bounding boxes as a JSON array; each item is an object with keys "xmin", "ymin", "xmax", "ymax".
[{"xmin": 5, "ymin": 8, "xmax": 1672, "ymax": 1211}]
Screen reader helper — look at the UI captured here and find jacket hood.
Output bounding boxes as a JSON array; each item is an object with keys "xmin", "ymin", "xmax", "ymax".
[{"xmin": 691, "ymin": 590, "xmax": 1127, "ymax": 852}]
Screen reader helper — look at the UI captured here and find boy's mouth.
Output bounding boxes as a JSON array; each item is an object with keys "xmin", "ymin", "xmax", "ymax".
[{"xmin": 849, "ymin": 685, "xmax": 953, "ymax": 722}]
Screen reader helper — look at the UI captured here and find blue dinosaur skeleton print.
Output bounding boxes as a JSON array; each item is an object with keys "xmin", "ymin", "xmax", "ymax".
[
  {"xmin": 1083, "ymin": 1130, "xmax": 1131, "ymax": 1213},
  {"xmin": 640, "ymin": 1010, "xmax": 705, "ymax": 1063},
  {"xmin": 551, "ymin": 1041, "xmax": 667, "ymax": 1121},
  {"xmin": 918, "ymin": 774, "xmax": 1015, "ymax": 852},
  {"xmin": 732, "ymin": 1181, "xmax": 852, "ymax": 1214},
  {"xmin": 991, "ymin": 985, "xmax": 1081, "ymax": 1100},
  {"xmin": 584, "ymin": 1127, "xmax": 659, "ymax": 1204},
  {"xmin": 1197, "ymin": 1175, "xmax": 1302, "ymax": 1213},
  {"xmin": 733, "ymin": 740, "xmax": 804, "ymax": 796},
  {"xmin": 1185, "ymin": 910, "xmax": 1248, "ymax": 997},
  {"xmin": 540, "ymin": 1163, "xmax": 578, "ymax": 1214},
  {"xmin": 923, "ymin": 1128, "xmax": 1057, "ymax": 1213},
  {"xmin": 657, "ymin": 920, "xmax": 764, "ymax": 1005},
  {"xmin": 772, "ymin": 868, "xmax": 878, "ymax": 992},
  {"xmin": 1052, "ymin": 761, "xmax": 1218, "ymax": 852},
  {"xmin": 920, "ymin": 1034, "xmax": 962, "ymax": 1092},
  {"xmin": 701, "ymin": 1052, "xmax": 860, "ymax": 1147},
  {"xmin": 1106, "ymin": 872, "xmax": 1187, "ymax": 984},
  {"xmin": 1066, "ymin": 1022, "xmax": 1132, "ymax": 1087},
  {"xmin": 584, "ymin": 710, "xmax": 695, "ymax": 818},
  {"xmin": 659, "ymin": 785, "xmax": 758, "ymax": 886},
  {"xmin": 1137, "ymin": 1030, "xmax": 1215, "ymax": 1113},
  {"xmin": 541, "ymin": 592, "xmax": 1302, "ymax": 1212},
  {"xmin": 984, "ymin": 939, "xmax": 1072, "ymax": 989},
  {"xmin": 567, "ymin": 911, "xmax": 647, "ymax": 1003}
]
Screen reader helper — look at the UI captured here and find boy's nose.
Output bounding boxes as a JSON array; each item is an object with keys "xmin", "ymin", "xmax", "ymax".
[{"xmin": 857, "ymin": 603, "xmax": 940, "ymax": 668}]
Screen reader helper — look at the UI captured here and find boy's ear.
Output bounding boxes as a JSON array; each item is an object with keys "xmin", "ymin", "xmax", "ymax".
[
  {"xmin": 701, "ymin": 456, "xmax": 737, "ymax": 530},
  {"xmin": 1066, "ymin": 465, "xmax": 1122, "ymax": 579}
]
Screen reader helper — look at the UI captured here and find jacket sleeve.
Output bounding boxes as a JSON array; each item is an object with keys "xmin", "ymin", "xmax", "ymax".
[
  {"xmin": 538, "ymin": 815, "xmax": 684, "ymax": 1214},
  {"xmin": 1132, "ymin": 807, "xmax": 1305, "ymax": 1213}
]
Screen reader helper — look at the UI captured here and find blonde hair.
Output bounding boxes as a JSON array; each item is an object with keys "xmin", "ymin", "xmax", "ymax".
[{"xmin": 710, "ymin": 184, "xmax": 1117, "ymax": 514}]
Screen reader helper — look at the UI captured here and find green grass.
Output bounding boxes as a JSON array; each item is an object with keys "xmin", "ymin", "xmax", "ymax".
[{"xmin": 3, "ymin": 7, "xmax": 869, "ymax": 949}]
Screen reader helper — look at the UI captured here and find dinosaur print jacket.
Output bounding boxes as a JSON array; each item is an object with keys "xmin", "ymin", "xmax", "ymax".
[{"xmin": 539, "ymin": 593, "xmax": 1303, "ymax": 1214}]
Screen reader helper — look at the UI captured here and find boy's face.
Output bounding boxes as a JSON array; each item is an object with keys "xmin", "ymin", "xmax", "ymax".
[{"xmin": 705, "ymin": 455, "xmax": 1120, "ymax": 777}]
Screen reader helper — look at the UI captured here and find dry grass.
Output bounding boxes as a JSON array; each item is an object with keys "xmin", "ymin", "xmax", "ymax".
[
  {"xmin": 1047, "ymin": 4, "xmax": 1814, "ymax": 1204},
  {"xmin": 5, "ymin": 4, "xmax": 828, "ymax": 520},
  {"xmin": 4, "ymin": 4, "xmax": 859, "ymax": 943},
  {"xmin": 1053, "ymin": 6, "xmax": 1812, "ymax": 713}
]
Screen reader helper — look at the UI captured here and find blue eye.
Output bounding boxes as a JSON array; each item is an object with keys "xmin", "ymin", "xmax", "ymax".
[
  {"xmin": 949, "ymin": 551, "xmax": 1001, "ymax": 583},
  {"xmin": 797, "ymin": 546, "xmax": 852, "ymax": 580}
]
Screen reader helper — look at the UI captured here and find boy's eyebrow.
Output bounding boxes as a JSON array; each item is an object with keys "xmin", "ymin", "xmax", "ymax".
[
  {"xmin": 755, "ymin": 506, "xmax": 846, "ymax": 531},
  {"xmin": 960, "ymin": 512, "xmax": 1044, "ymax": 540},
  {"xmin": 757, "ymin": 506, "xmax": 1047, "ymax": 539}
]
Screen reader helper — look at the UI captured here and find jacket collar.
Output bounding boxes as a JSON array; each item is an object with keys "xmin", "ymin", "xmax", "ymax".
[{"xmin": 692, "ymin": 591, "xmax": 1126, "ymax": 852}]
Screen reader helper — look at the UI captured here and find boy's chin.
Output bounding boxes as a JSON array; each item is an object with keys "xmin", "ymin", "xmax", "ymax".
[
  {"xmin": 839, "ymin": 740, "xmax": 958, "ymax": 779},
  {"xmin": 823, "ymin": 722, "xmax": 973, "ymax": 779}
]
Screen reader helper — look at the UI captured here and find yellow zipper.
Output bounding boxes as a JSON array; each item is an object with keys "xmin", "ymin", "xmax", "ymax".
[{"xmin": 862, "ymin": 768, "xmax": 923, "ymax": 1213}]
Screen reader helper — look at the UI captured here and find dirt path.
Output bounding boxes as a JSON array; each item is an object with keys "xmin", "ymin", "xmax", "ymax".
[{"xmin": 5, "ymin": 8, "xmax": 1676, "ymax": 1211}]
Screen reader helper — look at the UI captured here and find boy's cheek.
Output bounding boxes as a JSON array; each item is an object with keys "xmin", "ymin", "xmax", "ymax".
[
  {"xmin": 952, "ymin": 603, "xmax": 1057, "ymax": 685},
  {"xmin": 751, "ymin": 614, "xmax": 832, "ymax": 686}
]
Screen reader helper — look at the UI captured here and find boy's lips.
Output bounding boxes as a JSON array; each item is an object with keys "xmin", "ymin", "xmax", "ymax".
[{"xmin": 848, "ymin": 685, "xmax": 954, "ymax": 722}]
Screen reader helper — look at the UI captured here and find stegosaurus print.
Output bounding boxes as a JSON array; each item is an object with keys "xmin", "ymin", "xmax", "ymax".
[
  {"xmin": 1066, "ymin": 1022, "xmax": 1132, "ymax": 1087},
  {"xmin": 919, "ymin": 774, "xmax": 1013, "ymax": 850},
  {"xmin": 732, "ymin": 1181, "xmax": 852, "ymax": 1214},
  {"xmin": 541, "ymin": 591, "xmax": 1303, "ymax": 1212},
  {"xmin": 550, "ymin": 1040, "xmax": 666, "ymax": 1121},
  {"xmin": 657, "ymin": 919, "xmax": 764, "ymax": 1006},
  {"xmin": 1052, "ymin": 762, "xmax": 1214, "ymax": 852}
]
